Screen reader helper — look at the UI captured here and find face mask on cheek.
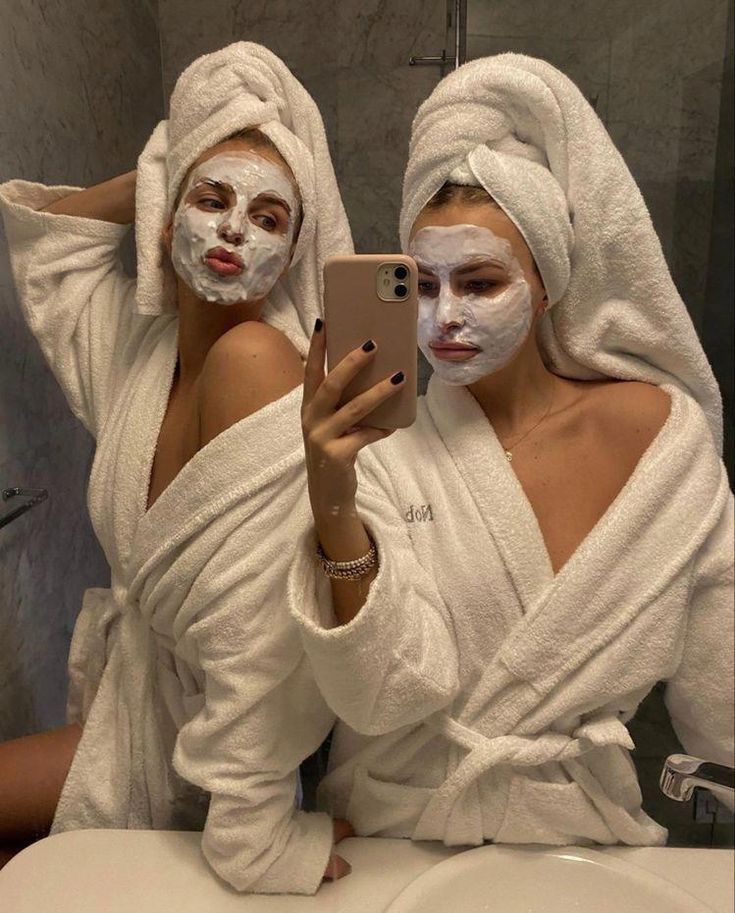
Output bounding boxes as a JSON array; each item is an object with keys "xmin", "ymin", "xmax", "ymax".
[
  {"xmin": 409, "ymin": 224, "xmax": 534, "ymax": 385},
  {"xmin": 170, "ymin": 151, "xmax": 299, "ymax": 306}
]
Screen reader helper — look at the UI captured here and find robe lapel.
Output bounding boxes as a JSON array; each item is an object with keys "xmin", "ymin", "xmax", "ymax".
[
  {"xmin": 88, "ymin": 320, "xmax": 178, "ymax": 577},
  {"xmin": 497, "ymin": 386, "xmax": 726, "ymax": 694},
  {"xmin": 128, "ymin": 384, "xmax": 305, "ymax": 598},
  {"xmin": 426, "ymin": 376, "xmax": 554, "ymax": 614}
]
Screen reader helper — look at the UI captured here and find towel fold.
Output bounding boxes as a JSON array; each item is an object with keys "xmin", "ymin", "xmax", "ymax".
[
  {"xmin": 135, "ymin": 42, "xmax": 352, "ymax": 355},
  {"xmin": 401, "ymin": 53, "xmax": 722, "ymax": 449}
]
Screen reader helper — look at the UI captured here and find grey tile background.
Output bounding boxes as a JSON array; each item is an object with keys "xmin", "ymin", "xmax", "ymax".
[{"xmin": 0, "ymin": 0, "xmax": 731, "ymax": 847}]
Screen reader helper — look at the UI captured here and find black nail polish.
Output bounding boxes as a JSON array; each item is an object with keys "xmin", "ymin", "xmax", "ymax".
[
  {"xmin": 391, "ymin": 371, "xmax": 405, "ymax": 385},
  {"xmin": 314, "ymin": 317, "xmax": 323, "ymax": 332},
  {"xmin": 362, "ymin": 339, "xmax": 376, "ymax": 352}
]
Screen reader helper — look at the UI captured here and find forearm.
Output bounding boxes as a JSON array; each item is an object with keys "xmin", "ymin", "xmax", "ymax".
[
  {"xmin": 292, "ymin": 498, "xmax": 461, "ymax": 734},
  {"xmin": 41, "ymin": 170, "xmax": 136, "ymax": 224},
  {"xmin": 314, "ymin": 504, "xmax": 377, "ymax": 626}
]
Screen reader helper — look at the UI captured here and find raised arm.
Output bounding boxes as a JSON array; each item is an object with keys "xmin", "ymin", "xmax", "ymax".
[
  {"xmin": 41, "ymin": 170, "xmax": 137, "ymax": 223},
  {"xmin": 0, "ymin": 173, "xmax": 156, "ymax": 435},
  {"xmin": 300, "ymin": 318, "xmax": 403, "ymax": 624},
  {"xmin": 291, "ymin": 320, "xmax": 460, "ymax": 734}
]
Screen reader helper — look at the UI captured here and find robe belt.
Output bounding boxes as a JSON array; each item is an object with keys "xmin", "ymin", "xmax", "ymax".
[{"xmin": 413, "ymin": 711, "xmax": 634, "ymax": 840}]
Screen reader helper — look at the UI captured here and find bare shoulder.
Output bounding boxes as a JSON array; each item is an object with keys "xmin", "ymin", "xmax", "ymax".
[
  {"xmin": 199, "ymin": 322, "xmax": 304, "ymax": 446},
  {"xmin": 585, "ymin": 380, "xmax": 671, "ymax": 457}
]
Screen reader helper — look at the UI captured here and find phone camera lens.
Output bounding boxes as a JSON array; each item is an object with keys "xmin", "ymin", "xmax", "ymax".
[
  {"xmin": 394, "ymin": 265, "xmax": 408, "ymax": 280},
  {"xmin": 394, "ymin": 283, "xmax": 408, "ymax": 297}
]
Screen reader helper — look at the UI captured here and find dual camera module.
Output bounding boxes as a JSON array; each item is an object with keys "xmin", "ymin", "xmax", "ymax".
[
  {"xmin": 377, "ymin": 261, "xmax": 411, "ymax": 302},
  {"xmin": 393, "ymin": 264, "xmax": 408, "ymax": 298}
]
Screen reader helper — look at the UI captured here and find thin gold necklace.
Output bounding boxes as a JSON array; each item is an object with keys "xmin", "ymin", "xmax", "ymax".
[{"xmin": 500, "ymin": 385, "xmax": 555, "ymax": 462}]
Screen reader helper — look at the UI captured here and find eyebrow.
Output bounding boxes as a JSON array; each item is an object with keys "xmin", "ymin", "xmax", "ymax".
[
  {"xmin": 416, "ymin": 258, "xmax": 508, "ymax": 276},
  {"xmin": 196, "ymin": 178, "xmax": 229, "ymax": 192},
  {"xmin": 253, "ymin": 192, "xmax": 292, "ymax": 215},
  {"xmin": 453, "ymin": 258, "xmax": 508, "ymax": 275},
  {"xmin": 190, "ymin": 181, "xmax": 292, "ymax": 216}
]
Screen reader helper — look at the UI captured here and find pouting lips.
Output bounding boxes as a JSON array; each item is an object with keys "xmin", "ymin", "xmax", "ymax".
[{"xmin": 204, "ymin": 247, "xmax": 244, "ymax": 276}]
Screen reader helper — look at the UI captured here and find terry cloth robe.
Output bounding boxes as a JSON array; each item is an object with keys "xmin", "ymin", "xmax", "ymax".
[
  {"xmin": 289, "ymin": 375, "xmax": 734, "ymax": 847},
  {"xmin": 0, "ymin": 180, "xmax": 335, "ymax": 894}
]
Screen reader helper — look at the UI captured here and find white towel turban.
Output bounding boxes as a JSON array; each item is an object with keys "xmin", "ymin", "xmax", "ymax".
[
  {"xmin": 401, "ymin": 53, "xmax": 723, "ymax": 450},
  {"xmin": 134, "ymin": 42, "xmax": 352, "ymax": 356}
]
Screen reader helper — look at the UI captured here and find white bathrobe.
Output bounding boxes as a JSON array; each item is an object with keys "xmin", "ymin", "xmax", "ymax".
[
  {"xmin": 0, "ymin": 180, "xmax": 335, "ymax": 894},
  {"xmin": 290, "ymin": 375, "xmax": 734, "ymax": 847}
]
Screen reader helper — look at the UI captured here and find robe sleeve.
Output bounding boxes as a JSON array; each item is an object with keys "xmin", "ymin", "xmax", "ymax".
[
  {"xmin": 288, "ymin": 454, "xmax": 461, "ymax": 737},
  {"xmin": 173, "ymin": 601, "xmax": 335, "ymax": 894},
  {"xmin": 664, "ymin": 488, "xmax": 735, "ymax": 794},
  {"xmin": 0, "ymin": 179, "xmax": 156, "ymax": 436},
  {"xmin": 167, "ymin": 390, "xmax": 337, "ymax": 895}
]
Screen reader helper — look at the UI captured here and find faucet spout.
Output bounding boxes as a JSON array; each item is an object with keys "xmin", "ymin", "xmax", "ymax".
[{"xmin": 660, "ymin": 754, "xmax": 735, "ymax": 808}]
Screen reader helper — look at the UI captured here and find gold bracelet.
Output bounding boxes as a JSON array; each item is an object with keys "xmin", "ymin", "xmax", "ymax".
[{"xmin": 316, "ymin": 537, "xmax": 378, "ymax": 580}]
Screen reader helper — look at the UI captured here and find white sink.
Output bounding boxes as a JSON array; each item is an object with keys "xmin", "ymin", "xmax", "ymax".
[
  {"xmin": 385, "ymin": 845, "xmax": 714, "ymax": 913},
  {"xmin": 0, "ymin": 834, "xmax": 730, "ymax": 912}
]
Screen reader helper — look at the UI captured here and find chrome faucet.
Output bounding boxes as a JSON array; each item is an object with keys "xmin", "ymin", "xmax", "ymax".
[{"xmin": 660, "ymin": 754, "xmax": 735, "ymax": 808}]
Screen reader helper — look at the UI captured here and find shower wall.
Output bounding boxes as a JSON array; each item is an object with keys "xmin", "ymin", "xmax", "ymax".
[{"xmin": 0, "ymin": 0, "xmax": 163, "ymax": 738}]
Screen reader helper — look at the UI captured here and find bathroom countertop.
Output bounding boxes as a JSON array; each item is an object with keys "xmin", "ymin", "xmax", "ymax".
[{"xmin": 0, "ymin": 832, "xmax": 732, "ymax": 913}]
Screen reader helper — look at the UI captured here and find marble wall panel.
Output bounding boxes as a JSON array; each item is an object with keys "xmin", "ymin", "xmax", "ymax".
[
  {"xmin": 160, "ymin": 0, "xmax": 334, "ymax": 88},
  {"xmin": 336, "ymin": 66, "xmax": 440, "ymax": 180},
  {"xmin": 0, "ymin": 0, "xmax": 164, "ymax": 738},
  {"xmin": 606, "ymin": 0, "xmax": 728, "ymax": 182},
  {"xmin": 467, "ymin": 0, "xmax": 640, "ymax": 42}
]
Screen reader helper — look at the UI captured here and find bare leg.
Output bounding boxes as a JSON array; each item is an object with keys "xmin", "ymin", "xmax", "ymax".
[{"xmin": 0, "ymin": 723, "xmax": 82, "ymax": 848}]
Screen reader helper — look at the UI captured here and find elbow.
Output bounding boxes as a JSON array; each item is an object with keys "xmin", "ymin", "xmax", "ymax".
[{"xmin": 340, "ymin": 670, "xmax": 459, "ymax": 737}]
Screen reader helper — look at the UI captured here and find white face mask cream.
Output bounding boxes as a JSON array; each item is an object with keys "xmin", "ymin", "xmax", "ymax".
[
  {"xmin": 409, "ymin": 224, "xmax": 533, "ymax": 385},
  {"xmin": 170, "ymin": 151, "xmax": 299, "ymax": 306}
]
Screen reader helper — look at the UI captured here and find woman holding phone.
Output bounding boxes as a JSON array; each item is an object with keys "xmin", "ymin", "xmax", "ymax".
[
  {"xmin": 0, "ymin": 43, "xmax": 354, "ymax": 892},
  {"xmin": 292, "ymin": 54, "xmax": 733, "ymax": 847}
]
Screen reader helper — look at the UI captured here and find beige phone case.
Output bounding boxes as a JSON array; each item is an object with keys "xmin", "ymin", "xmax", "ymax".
[{"xmin": 324, "ymin": 254, "xmax": 418, "ymax": 430}]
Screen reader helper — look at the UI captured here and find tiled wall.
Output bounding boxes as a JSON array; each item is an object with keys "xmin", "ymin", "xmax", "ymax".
[{"xmin": 0, "ymin": 0, "xmax": 163, "ymax": 738}]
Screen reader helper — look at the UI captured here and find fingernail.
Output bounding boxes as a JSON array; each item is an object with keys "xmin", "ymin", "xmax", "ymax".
[
  {"xmin": 362, "ymin": 339, "xmax": 376, "ymax": 352},
  {"xmin": 390, "ymin": 371, "xmax": 405, "ymax": 385},
  {"xmin": 314, "ymin": 317, "xmax": 323, "ymax": 332}
]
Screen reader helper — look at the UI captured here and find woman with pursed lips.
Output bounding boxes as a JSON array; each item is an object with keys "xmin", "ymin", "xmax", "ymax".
[{"xmin": 0, "ymin": 43, "xmax": 354, "ymax": 894}]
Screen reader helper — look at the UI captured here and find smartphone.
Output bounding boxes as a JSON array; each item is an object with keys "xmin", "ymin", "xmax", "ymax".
[{"xmin": 323, "ymin": 254, "xmax": 418, "ymax": 430}]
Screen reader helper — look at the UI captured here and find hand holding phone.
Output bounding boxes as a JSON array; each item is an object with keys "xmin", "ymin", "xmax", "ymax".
[
  {"xmin": 300, "ymin": 255, "xmax": 417, "ymax": 580},
  {"xmin": 323, "ymin": 255, "xmax": 418, "ymax": 430},
  {"xmin": 301, "ymin": 319, "xmax": 405, "ymax": 521}
]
